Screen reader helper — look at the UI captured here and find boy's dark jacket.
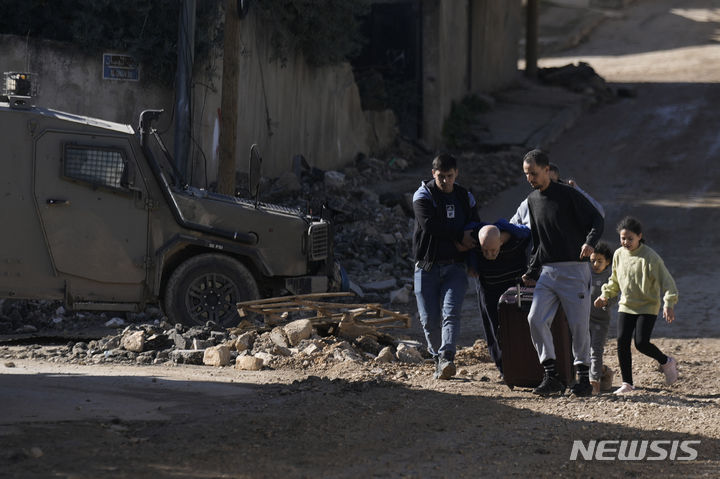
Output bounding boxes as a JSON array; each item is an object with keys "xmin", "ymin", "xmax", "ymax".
[{"xmin": 412, "ymin": 179, "xmax": 479, "ymax": 269}]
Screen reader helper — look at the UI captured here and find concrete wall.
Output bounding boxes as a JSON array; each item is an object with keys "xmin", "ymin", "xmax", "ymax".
[
  {"xmin": 421, "ymin": 0, "xmax": 521, "ymax": 145},
  {"xmin": 469, "ymin": 0, "xmax": 522, "ymax": 92},
  {"xmin": 0, "ymin": 34, "xmax": 173, "ymax": 128},
  {"xmin": 422, "ymin": 0, "xmax": 470, "ymax": 145},
  {"xmin": 192, "ymin": 11, "xmax": 373, "ymax": 181}
]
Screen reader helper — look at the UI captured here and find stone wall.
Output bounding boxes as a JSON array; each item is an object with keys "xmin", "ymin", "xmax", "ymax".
[
  {"xmin": 191, "ymin": 12, "xmax": 375, "ymax": 182},
  {"xmin": 421, "ymin": 0, "xmax": 522, "ymax": 145},
  {"xmin": 0, "ymin": 34, "xmax": 173, "ymax": 128},
  {"xmin": 469, "ymin": 0, "xmax": 522, "ymax": 93}
]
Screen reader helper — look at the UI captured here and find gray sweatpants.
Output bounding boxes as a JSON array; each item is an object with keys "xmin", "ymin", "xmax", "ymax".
[{"xmin": 528, "ymin": 262, "xmax": 592, "ymax": 366}]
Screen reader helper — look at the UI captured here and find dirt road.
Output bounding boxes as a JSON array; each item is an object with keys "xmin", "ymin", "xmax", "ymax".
[{"xmin": 2, "ymin": 1, "xmax": 720, "ymax": 477}]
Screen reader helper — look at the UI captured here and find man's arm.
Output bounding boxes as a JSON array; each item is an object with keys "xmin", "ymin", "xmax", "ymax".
[
  {"xmin": 568, "ymin": 187, "xmax": 604, "ymax": 248},
  {"xmin": 510, "ymin": 199, "xmax": 530, "ymax": 226},
  {"xmin": 412, "ymin": 193, "xmax": 465, "ymax": 242},
  {"xmin": 494, "ymin": 218, "xmax": 531, "ymax": 240}
]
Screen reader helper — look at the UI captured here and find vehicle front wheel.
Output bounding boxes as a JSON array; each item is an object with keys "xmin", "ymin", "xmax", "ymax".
[{"xmin": 164, "ymin": 254, "xmax": 260, "ymax": 328}]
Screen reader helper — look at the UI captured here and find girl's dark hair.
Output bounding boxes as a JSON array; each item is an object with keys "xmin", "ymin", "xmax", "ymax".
[
  {"xmin": 617, "ymin": 216, "xmax": 646, "ymax": 243},
  {"xmin": 593, "ymin": 242, "xmax": 613, "ymax": 262}
]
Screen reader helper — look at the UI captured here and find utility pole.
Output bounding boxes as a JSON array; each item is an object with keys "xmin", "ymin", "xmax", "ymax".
[
  {"xmin": 174, "ymin": 0, "xmax": 196, "ymax": 183},
  {"xmin": 217, "ymin": 0, "xmax": 241, "ymax": 195},
  {"xmin": 525, "ymin": 0, "xmax": 539, "ymax": 79}
]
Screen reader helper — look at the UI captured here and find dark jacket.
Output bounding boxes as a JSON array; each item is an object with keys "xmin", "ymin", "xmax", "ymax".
[{"xmin": 412, "ymin": 179, "xmax": 479, "ymax": 269}]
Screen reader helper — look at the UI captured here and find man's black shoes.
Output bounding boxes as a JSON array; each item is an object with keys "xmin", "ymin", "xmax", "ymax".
[
  {"xmin": 532, "ymin": 372, "xmax": 566, "ymax": 396},
  {"xmin": 569, "ymin": 377, "xmax": 594, "ymax": 397}
]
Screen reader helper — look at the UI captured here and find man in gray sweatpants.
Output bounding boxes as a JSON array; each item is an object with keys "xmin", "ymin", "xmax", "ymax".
[{"xmin": 520, "ymin": 149, "xmax": 604, "ymax": 397}]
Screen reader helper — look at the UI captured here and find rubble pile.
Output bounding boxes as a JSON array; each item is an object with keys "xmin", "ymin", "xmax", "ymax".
[
  {"xmin": 0, "ymin": 299, "xmax": 164, "ymax": 335},
  {"xmin": 538, "ymin": 62, "xmax": 634, "ymax": 102},
  {"xmin": 1, "ymin": 316, "xmax": 494, "ymax": 378}
]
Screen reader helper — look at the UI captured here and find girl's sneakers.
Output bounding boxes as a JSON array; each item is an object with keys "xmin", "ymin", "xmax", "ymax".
[
  {"xmin": 662, "ymin": 357, "xmax": 678, "ymax": 385},
  {"xmin": 614, "ymin": 382, "xmax": 635, "ymax": 394}
]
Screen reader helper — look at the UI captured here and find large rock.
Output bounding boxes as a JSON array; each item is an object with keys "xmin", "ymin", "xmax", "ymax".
[
  {"xmin": 269, "ymin": 327, "xmax": 289, "ymax": 348},
  {"xmin": 396, "ymin": 343, "xmax": 423, "ymax": 364},
  {"xmin": 121, "ymin": 331, "xmax": 145, "ymax": 353},
  {"xmin": 375, "ymin": 346, "xmax": 395, "ymax": 363},
  {"xmin": 203, "ymin": 345, "xmax": 232, "ymax": 367},
  {"xmin": 167, "ymin": 330, "xmax": 187, "ymax": 349},
  {"xmin": 235, "ymin": 355, "xmax": 263, "ymax": 371},
  {"xmin": 234, "ymin": 331, "xmax": 256, "ymax": 352},
  {"xmin": 253, "ymin": 352, "xmax": 275, "ymax": 366},
  {"xmin": 170, "ymin": 349, "xmax": 205, "ymax": 365},
  {"xmin": 283, "ymin": 319, "xmax": 313, "ymax": 346}
]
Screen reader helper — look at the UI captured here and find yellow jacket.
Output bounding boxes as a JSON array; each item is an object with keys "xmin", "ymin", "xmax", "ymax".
[{"xmin": 601, "ymin": 244, "xmax": 678, "ymax": 315}]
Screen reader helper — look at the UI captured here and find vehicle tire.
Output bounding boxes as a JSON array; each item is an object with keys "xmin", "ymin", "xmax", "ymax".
[{"xmin": 164, "ymin": 254, "xmax": 260, "ymax": 328}]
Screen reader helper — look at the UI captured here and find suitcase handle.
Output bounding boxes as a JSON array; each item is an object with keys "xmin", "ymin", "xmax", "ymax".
[{"xmin": 517, "ymin": 282, "xmax": 522, "ymax": 309}]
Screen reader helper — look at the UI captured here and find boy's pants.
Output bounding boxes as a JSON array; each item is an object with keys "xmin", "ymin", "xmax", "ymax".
[
  {"xmin": 414, "ymin": 262, "xmax": 468, "ymax": 361},
  {"xmin": 589, "ymin": 316, "xmax": 611, "ymax": 381},
  {"xmin": 528, "ymin": 262, "xmax": 592, "ymax": 366}
]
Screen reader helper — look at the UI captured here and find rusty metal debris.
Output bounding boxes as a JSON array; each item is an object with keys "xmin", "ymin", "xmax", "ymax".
[{"xmin": 236, "ymin": 292, "xmax": 411, "ymax": 336}]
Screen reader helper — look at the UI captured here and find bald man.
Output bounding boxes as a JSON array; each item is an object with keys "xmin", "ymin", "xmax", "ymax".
[{"xmin": 468, "ymin": 220, "xmax": 531, "ymax": 375}]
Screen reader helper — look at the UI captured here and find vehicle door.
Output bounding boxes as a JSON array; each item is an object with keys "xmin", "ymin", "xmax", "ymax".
[{"xmin": 33, "ymin": 130, "xmax": 149, "ymax": 286}]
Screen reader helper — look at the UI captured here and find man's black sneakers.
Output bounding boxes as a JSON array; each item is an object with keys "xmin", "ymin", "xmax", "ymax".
[
  {"xmin": 570, "ymin": 377, "xmax": 594, "ymax": 397},
  {"xmin": 532, "ymin": 372, "xmax": 566, "ymax": 396}
]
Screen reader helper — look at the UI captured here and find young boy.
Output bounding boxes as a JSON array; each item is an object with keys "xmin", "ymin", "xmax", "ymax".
[{"xmin": 589, "ymin": 242, "xmax": 616, "ymax": 394}]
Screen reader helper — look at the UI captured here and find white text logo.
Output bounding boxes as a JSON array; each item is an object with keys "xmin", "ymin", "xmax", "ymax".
[{"xmin": 570, "ymin": 440, "xmax": 700, "ymax": 461}]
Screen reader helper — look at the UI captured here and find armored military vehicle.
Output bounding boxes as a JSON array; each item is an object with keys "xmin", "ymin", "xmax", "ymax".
[{"xmin": 0, "ymin": 72, "xmax": 342, "ymax": 327}]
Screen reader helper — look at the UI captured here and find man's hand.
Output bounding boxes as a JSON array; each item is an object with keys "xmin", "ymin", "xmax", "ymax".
[
  {"xmin": 468, "ymin": 268, "xmax": 479, "ymax": 278},
  {"xmin": 594, "ymin": 297, "xmax": 608, "ymax": 309},
  {"xmin": 456, "ymin": 229, "xmax": 477, "ymax": 251},
  {"xmin": 664, "ymin": 306, "xmax": 675, "ymax": 324},
  {"xmin": 521, "ymin": 274, "xmax": 536, "ymax": 287},
  {"xmin": 580, "ymin": 243, "xmax": 594, "ymax": 259}
]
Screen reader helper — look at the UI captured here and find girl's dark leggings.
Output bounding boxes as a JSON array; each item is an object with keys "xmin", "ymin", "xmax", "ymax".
[{"xmin": 617, "ymin": 312, "xmax": 668, "ymax": 385}]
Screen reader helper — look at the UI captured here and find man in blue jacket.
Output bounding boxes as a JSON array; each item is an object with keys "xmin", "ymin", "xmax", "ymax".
[{"xmin": 413, "ymin": 154, "xmax": 478, "ymax": 379}]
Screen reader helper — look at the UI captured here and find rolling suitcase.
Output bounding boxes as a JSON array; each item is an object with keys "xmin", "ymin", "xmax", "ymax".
[{"xmin": 498, "ymin": 285, "xmax": 574, "ymax": 389}]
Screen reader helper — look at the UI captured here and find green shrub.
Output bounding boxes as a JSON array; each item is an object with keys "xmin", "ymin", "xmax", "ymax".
[
  {"xmin": 442, "ymin": 94, "xmax": 492, "ymax": 148},
  {"xmin": 253, "ymin": 0, "xmax": 370, "ymax": 67}
]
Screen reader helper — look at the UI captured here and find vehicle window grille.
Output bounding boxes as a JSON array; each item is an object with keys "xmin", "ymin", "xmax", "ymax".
[
  {"xmin": 308, "ymin": 222, "xmax": 329, "ymax": 261},
  {"xmin": 64, "ymin": 146, "xmax": 126, "ymax": 189}
]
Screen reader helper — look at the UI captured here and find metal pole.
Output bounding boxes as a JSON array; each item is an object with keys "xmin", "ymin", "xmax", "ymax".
[{"xmin": 174, "ymin": 0, "xmax": 196, "ymax": 184}]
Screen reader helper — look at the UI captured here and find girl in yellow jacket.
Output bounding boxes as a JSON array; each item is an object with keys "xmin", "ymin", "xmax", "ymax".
[{"xmin": 594, "ymin": 216, "xmax": 678, "ymax": 394}]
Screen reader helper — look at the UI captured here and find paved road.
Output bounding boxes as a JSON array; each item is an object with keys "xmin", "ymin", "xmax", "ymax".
[{"xmin": 480, "ymin": 0, "xmax": 720, "ymax": 339}]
